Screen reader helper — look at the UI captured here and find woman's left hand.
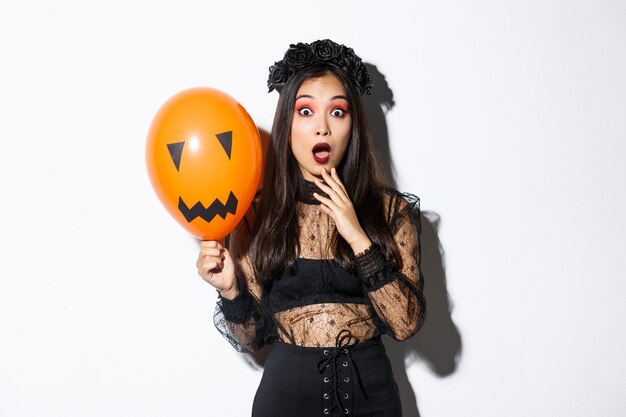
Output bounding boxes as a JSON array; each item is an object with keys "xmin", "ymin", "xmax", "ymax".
[{"xmin": 313, "ymin": 167, "xmax": 372, "ymax": 254}]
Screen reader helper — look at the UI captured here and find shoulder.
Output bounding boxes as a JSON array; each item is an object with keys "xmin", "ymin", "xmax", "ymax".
[
  {"xmin": 381, "ymin": 186, "xmax": 421, "ymax": 233},
  {"xmin": 381, "ymin": 186, "xmax": 420, "ymax": 217}
]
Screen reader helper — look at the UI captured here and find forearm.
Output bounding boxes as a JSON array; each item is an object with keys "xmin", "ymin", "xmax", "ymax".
[
  {"xmin": 218, "ymin": 278, "xmax": 240, "ymax": 301},
  {"xmin": 354, "ymin": 244, "xmax": 425, "ymax": 340},
  {"xmin": 214, "ymin": 277, "xmax": 262, "ymax": 352}
]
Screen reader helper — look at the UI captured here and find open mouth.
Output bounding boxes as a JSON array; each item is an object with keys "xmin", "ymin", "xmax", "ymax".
[{"xmin": 312, "ymin": 142, "xmax": 331, "ymax": 164}]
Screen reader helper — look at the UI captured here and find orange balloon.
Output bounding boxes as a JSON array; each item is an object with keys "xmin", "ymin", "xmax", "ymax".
[{"xmin": 146, "ymin": 88, "xmax": 262, "ymax": 240}]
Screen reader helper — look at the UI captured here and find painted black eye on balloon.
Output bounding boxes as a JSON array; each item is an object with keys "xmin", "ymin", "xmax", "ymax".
[
  {"xmin": 167, "ymin": 130, "xmax": 231, "ymax": 172},
  {"xmin": 167, "ymin": 141, "xmax": 185, "ymax": 171},
  {"xmin": 216, "ymin": 130, "xmax": 232, "ymax": 159}
]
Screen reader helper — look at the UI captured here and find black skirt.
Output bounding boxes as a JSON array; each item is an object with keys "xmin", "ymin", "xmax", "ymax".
[{"xmin": 252, "ymin": 334, "xmax": 402, "ymax": 417}]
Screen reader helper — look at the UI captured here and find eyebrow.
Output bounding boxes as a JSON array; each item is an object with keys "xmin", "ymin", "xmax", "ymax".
[{"xmin": 295, "ymin": 94, "xmax": 349, "ymax": 101}]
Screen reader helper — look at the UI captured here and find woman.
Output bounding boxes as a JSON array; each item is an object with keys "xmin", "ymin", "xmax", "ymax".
[{"xmin": 197, "ymin": 39, "xmax": 425, "ymax": 417}]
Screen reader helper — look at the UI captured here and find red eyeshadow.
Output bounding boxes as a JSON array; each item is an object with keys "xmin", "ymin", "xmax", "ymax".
[{"xmin": 295, "ymin": 98, "xmax": 315, "ymax": 113}]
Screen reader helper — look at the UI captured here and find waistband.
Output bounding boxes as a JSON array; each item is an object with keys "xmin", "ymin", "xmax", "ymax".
[
  {"xmin": 272, "ymin": 332, "xmax": 386, "ymax": 359},
  {"xmin": 271, "ymin": 335, "xmax": 383, "ymax": 356}
]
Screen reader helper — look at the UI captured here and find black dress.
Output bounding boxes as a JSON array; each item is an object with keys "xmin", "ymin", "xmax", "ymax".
[{"xmin": 214, "ymin": 185, "xmax": 425, "ymax": 417}]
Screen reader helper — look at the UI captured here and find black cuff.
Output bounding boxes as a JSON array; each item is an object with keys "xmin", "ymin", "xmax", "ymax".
[
  {"xmin": 354, "ymin": 244, "xmax": 395, "ymax": 290},
  {"xmin": 217, "ymin": 285, "xmax": 255, "ymax": 324}
]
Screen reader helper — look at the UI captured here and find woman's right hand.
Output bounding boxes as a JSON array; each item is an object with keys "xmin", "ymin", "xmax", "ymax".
[{"xmin": 196, "ymin": 240, "xmax": 239, "ymax": 299}]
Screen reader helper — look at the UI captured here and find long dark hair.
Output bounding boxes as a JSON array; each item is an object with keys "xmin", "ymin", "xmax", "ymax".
[{"xmin": 250, "ymin": 64, "xmax": 400, "ymax": 285}]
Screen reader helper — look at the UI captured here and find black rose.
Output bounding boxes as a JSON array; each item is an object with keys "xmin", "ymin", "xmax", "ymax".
[
  {"xmin": 333, "ymin": 45, "xmax": 357, "ymax": 73},
  {"xmin": 353, "ymin": 64, "xmax": 372, "ymax": 94},
  {"xmin": 267, "ymin": 61, "xmax": 290, "ymax": 92},
  {"xmin": 311, "ymin": 39, "xmax": 341, "ymax": 61},
  {"xmin": 283, "ymin": 42, "xmax": 313, "ymax": 69}
]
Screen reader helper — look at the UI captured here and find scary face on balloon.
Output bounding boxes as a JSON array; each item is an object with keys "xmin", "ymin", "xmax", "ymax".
[{"xmin": 146, "ymin": 88, "xmax": 262, "ymax": 240}]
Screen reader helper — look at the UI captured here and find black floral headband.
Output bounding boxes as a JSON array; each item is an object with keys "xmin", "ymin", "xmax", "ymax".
[{"xmin": 267, "ymin": 39, "xmax": 372, "ymax": 95}]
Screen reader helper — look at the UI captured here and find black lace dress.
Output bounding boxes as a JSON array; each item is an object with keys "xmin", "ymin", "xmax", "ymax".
[{"xmin": 214, "ymin": 184, "xmax": 425, "ymax": 417}]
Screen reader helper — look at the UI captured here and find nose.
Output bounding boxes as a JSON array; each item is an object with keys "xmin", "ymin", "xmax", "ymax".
[{"xmin": 316, "ymin": 116, "xmax": 330, "ymax": 136}]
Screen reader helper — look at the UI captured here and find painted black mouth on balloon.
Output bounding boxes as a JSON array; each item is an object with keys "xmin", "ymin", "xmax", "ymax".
[{"xmin": 178, "ymin": 192, "xmax": 238, "ymax": 223}]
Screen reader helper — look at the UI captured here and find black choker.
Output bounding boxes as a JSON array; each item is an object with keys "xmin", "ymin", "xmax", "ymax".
[{"xmin": 297, "ymin": 180, "xmax": 330, "ymax": 205}]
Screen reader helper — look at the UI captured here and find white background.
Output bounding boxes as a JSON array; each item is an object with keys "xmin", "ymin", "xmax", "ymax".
[{"xmin": 1, "ymin": 1, "xmax": 624, "ymax": 416}]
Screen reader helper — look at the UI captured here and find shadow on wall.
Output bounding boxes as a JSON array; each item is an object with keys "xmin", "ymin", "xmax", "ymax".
[
  {"xmin": 242, "ymin": 65, "xmax": 463, "ymax": 417},
  {"xmin": 366, "ymin": 63, "xmax": 463, "ymax": 417}
]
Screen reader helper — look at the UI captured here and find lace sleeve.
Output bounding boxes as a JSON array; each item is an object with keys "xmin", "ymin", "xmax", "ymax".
[
  {"xmin": 213, "ymin": 199, "xmax": 268, "ymax": 353},
  {"xmin": 354, "ymin": 191, "xmax": 426, "ymax": 341}
]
